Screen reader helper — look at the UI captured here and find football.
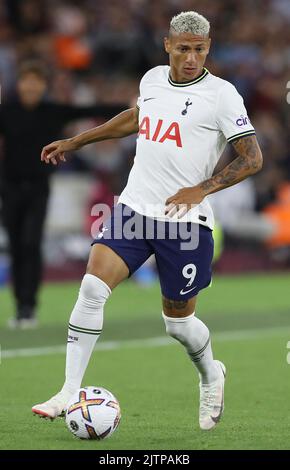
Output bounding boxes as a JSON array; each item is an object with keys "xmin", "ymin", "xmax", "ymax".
[{"xmin": 65, "ymin": 386, "xmax": 121, "ymax": 440}]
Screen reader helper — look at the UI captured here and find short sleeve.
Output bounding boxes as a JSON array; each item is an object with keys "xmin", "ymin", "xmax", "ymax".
[
  {"xmin": 216, "ymin": 83, "xmax": 255, "ymax": 144},
  {"xmin": 136, "ymin": 96, "xmax": 142, "ymax": 109},
  {"xmin": 135, "ymin": 67, "xmax": 154, "ymax": 110},
  {"xmin": 136, "ymin": 75, "xmax": 146, "ymax": 110}
]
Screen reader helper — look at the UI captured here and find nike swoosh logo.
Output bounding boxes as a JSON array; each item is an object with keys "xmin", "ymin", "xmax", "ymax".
[
  {"xmin": 211, "ymin": 410, "xmax": 222, "ymax": 424},
  {"xmin": 210, "ymin": 396, "xmax": 224, "ymax": 424},
  {"xmin": 143, "ymin": 97, "xmax": 156, "ymax": 102},
  {"xmin": 179, "ymin": 286, "xmax": 197, "ymax": 295}
]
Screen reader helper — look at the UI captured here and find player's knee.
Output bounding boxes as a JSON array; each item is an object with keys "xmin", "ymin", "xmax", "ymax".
[
  {"xmin": 86, "ymin": 258, "xmax": 100, "ymax": 277},
  {"xmin": 162, "ymin": 311, "xmax": 194, "ymax": 345},
  {"xmin": 162, "ymin": 296, "xmax": 196, "ymax": 318},
  {"xmin": 86, "ymin": 244, "xmax": 129, "ymax": 290},
  {"xmin": 164, "ymin": 321, "xmax": 183, "ymax": 341},
  {"xmin": 79, "ymin": 273, "xmax": 111, "ymax": 309}
]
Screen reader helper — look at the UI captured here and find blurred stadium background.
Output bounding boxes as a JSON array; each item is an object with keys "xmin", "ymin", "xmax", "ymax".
[{"xmin": 0, "ymin": 0, "xmax": 290, "ymax": 450}]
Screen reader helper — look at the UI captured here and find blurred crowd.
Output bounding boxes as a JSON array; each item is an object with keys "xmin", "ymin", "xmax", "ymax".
[{"xmin": 0, "ymin": 0, "xmax": 290, "ymax": 252}]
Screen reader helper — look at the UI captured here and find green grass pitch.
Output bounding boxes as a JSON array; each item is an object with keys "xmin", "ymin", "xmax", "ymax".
[{"xmin": 0, "ymin": 273, "xmax": 289, "ymax": 450}]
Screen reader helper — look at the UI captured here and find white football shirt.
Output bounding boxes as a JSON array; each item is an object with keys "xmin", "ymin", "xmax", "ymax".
[{"xmin": 118, "ymin": 66, "xmax": 255, "ymax": 229}]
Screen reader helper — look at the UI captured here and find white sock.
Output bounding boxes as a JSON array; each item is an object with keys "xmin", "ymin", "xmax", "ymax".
[
  {"xmin": 162, "ymin": 312, "xmax": 219, "ymax": 384},
  {"xmin": 61, "ymin": 274, "xmax": 111, "ymax": 395}
]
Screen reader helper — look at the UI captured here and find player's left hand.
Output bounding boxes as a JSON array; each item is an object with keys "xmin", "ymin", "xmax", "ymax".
[{"xmin": 165, "ymin": 185, "xmax": 205, "ymax": 218}]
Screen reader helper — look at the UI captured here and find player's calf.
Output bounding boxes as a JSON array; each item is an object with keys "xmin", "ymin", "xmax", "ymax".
[
  {"xmin": 162, "ymin": 305, "xmax": 225, "ymax": 430},
  {"xmin": 32, "ymin": 273, "xmax": 112, "ymax": 419},
  {"xmin": 162, "ymin": 309, "xmax": 219, "ymax": 384}
]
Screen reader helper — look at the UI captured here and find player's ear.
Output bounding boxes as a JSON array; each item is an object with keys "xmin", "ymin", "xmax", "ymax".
[
  {"xmin": 164, "ymin": 37, "xmax": 170, "ymax": 54},
  {"xmin": 206, "ymin": 37, "xmax": 211, "ymax": 53}
]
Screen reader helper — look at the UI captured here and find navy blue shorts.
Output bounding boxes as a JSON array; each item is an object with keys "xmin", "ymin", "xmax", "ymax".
[{"xmin": 92, "ymin": 204, "xmax": 214, "ymax": 300}]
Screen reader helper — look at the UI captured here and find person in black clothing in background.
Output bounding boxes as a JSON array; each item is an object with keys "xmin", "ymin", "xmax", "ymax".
[{"xmin": 0, "ymin": 61, "xmax": 126, "ymax": 328}]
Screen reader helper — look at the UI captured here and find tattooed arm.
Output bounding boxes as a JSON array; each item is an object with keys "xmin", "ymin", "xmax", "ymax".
[
  {"xmin": 165, "ymin": 135, "xmax": 263, "ymax": 217},
  {"xmin": 200, "ymin": 135, "xmax": 263, "ymax": 196}
]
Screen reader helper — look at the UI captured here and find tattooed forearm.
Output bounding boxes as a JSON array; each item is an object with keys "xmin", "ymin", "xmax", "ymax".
[
  {"xmin": 232, "ymin": 135, "xmax": 261, "ymax": 164},
  {"xmin": 200, "ymin": 135, "xmax": 263, "ymax": 196}
]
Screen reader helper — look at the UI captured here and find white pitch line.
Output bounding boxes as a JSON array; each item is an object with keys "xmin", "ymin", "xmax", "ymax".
[
  {"xmin": 1, "ymin": 326, "xmax": 288, "ymax": 359},
  {"xmin": 1, "ymin": 337, "xmax": 172, "ymax": 359}
]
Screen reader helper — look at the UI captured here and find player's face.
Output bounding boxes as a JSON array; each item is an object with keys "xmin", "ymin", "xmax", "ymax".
[
  {"xmin": 17, "ymin": 72, "xmax": 47, "ymax": 107},
  {"xmin": 164, "ymin": 32, "xmax": 211, "ymax": 82}
]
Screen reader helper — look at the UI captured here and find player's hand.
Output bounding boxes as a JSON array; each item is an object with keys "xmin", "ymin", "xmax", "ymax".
[
  {"xmin": 41, "ymin": 138, "xmax": 80, "ymax": 165},
  {"xmin": 165, "ymin": 185, "xmax": 206, "ymax": 218}
]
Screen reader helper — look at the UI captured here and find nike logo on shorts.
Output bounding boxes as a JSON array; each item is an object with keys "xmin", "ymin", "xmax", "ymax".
[
  {"xmin": 143, "ymin": 97, "xmax": 156, "ymax": 102},
  {"xmin": 179, "ymin": 286, "xmax": 197, "ymax": 295}
]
